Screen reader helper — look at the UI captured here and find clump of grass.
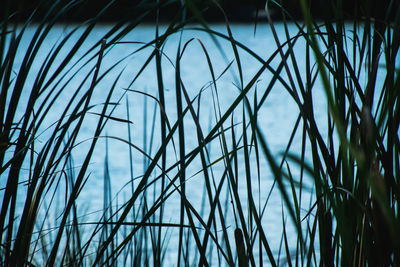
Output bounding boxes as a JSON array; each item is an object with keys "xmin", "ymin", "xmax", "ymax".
[
  {"xmin": 265, "ymin": 0, "xmax": 400, "ymax": 265},
  {"xmin": 0, "ymin": 0, "xmax": 185, "ymax": 265},
  {"xmin": 1, "ymin": 0, "xmax": 399, "ymax": 266}
]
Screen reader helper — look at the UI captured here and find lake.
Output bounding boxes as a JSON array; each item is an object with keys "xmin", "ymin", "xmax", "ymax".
[{"xmin": 5, "ymin": 23, "xmax": 329, "ymax": 265}]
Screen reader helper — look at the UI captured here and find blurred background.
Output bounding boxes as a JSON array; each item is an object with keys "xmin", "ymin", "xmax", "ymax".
[{"xmin": 2, "ymin": 0, "xmax": 394, "ymax": 23}]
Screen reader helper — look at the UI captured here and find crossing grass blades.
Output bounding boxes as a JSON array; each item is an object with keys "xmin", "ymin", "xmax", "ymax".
[{"xmin": 0, "ymin": 0, "xmax": 399, "ymax": 265}]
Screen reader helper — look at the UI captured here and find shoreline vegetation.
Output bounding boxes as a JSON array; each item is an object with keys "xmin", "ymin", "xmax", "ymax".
[{"xmin": 1, "ymin": 0, "xmax": 399, "ymax": 266}]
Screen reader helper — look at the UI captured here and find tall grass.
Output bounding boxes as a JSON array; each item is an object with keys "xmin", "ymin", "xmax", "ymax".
[
  {"xmin": 274, "ymin": 0, "xmax": 400, "ymax": 265},
  {"xmin": 1, "ymin": 0, "xmax": 399, "ymax": 266}
]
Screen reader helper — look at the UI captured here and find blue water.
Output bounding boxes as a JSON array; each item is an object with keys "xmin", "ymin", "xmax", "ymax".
[{"xmin": 5, "ymin": 23, "xmax": 332, "ymax": 265}]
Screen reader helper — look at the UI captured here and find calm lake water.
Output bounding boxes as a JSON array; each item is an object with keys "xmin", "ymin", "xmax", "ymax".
[{"xmin": 6, "ymin": 23, "xmax": 332, "ymax": 264}]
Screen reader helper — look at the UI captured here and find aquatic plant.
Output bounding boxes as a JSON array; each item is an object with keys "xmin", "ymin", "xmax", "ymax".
[{"xmin": 1, "ymin": 0, "xmax": 399, "ymax": 266}]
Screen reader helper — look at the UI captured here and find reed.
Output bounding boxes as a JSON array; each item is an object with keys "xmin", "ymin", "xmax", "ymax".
[{"xmin": 1, "ymin": 0, "xmax": 399, "ymax": 266}]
